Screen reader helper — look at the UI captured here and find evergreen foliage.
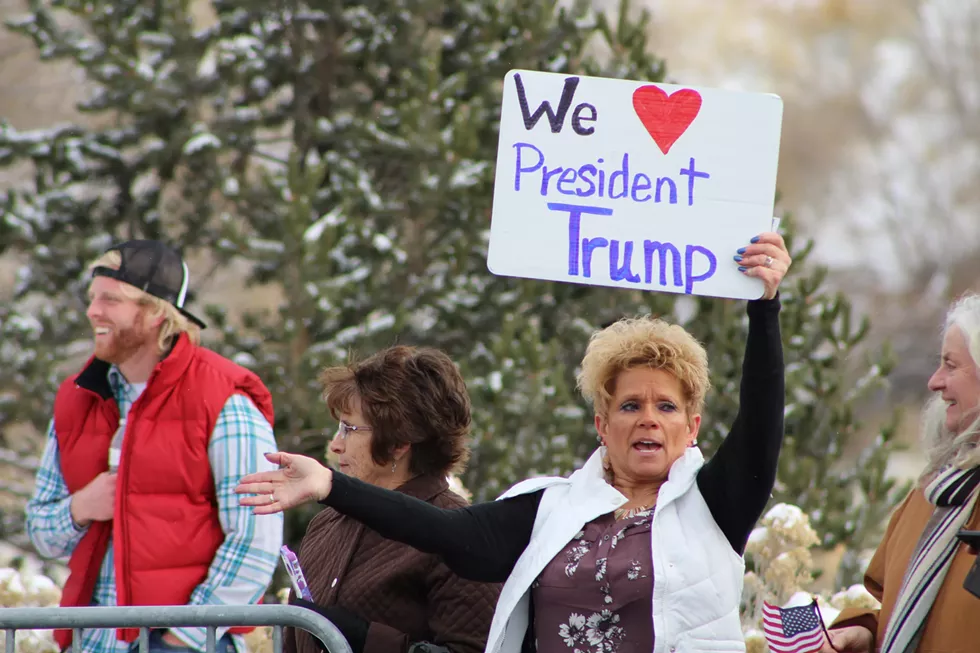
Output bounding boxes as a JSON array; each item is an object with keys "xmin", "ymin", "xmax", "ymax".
[{"xmin": 0, "ymin": 0, "xmax": 905, "ymax": 586}]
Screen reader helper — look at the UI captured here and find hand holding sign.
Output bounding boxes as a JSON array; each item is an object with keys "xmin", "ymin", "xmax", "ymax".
[
  {"xmin": 735, "ymin": 231, "xmax": 791, "ymax": 300},
  {"xmin": 488, "ymin": 70, "xmax": 785, "ymax": 300}
]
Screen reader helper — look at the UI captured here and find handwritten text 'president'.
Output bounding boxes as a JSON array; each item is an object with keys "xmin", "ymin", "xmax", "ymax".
[{"xmin": 508, "ymin": 72, "xmax": 717, "ymax": 294}]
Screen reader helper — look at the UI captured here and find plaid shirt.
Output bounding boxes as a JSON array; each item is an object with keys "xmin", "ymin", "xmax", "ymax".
[{"xmin": 26, "ymin": 366, "xmax": 283, "ymax": 653}]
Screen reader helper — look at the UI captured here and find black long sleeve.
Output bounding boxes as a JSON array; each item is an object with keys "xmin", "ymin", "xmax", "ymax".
[
  {"xmin": 323, "ymin": 475, "xmax": 542, "ymax": 583},
  {"xmin": 324, "ymin": 298, "xmax": 782, "ymax": 571},
  {"xmin": 696, "ymin": 296, "xmax": 785, "ymax": 555}
]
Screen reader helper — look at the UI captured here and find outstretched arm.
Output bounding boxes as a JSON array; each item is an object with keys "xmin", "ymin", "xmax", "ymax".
[
  {"xmin": 325, "ymin": 473, "xmax": 541, "ymax": 582},
  {"xmin": 237, "ymin": 453, "xmax": 542, "ymax": 583}
]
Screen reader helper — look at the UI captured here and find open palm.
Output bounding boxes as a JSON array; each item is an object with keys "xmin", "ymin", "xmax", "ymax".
[{"xmin": 236, "ymin": 451, "xmax": 333, "ymax": 514}]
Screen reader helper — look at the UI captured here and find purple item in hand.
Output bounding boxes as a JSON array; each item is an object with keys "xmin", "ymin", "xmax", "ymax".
[{"xmin": 281, "ymin": 545, "xmax": 313, "ymax": 601}]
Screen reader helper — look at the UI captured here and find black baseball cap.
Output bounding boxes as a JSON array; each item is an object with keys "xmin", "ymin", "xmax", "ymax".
[{"xmin": 91, "ymin": 240, "xmax": 207, "ymax": 329}]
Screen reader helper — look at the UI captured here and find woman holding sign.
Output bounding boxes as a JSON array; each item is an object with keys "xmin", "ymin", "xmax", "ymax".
[{"xmin": 239, "ymin": 231, "xmax": 791, "ymax": 653}]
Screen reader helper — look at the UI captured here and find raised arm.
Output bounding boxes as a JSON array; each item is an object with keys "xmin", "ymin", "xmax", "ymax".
[{"xmin": 696, "ymin": 294, "xmax": 785, "ymax": 555}]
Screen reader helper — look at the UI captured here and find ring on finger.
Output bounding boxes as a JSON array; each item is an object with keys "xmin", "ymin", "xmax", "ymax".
[
  {"xmin": 764, "ymin": 255, "xmax": 774, "ymax": 268},
  {"xmin": 269, "ymin": 492, "xmax": 276, "ymax": 504}
]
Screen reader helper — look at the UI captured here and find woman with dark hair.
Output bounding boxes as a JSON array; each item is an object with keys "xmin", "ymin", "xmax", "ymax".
[{"xmin": 283, "ymin": 346, "xmax": 499, "ymax": 653}]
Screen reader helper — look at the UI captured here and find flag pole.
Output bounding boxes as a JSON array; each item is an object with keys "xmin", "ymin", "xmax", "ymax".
[{"xmin": 810, "ymin": 597, "xmax": 841, "ymax": 653}]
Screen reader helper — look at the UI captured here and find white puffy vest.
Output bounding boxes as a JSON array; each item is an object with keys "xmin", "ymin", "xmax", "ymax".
[{"xmin": 484, "ymin": 447, "xmax": 746, "ymax": 653}]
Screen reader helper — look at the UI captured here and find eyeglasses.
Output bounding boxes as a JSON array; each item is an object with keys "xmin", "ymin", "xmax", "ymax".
[{"xmin": 335, "ymin": 420, "xmax": 373, "ymax": 440}]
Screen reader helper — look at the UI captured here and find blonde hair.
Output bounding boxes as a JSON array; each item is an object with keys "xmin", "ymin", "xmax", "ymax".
[
  {"xmin": 576, "ymin": 315, "xmax": 710, "ymax": 417},
  {"xmin": 88, "ymin": 250, "xmax": 201, "ymax": 352},
  {"xmin": 920, "ymin": 293, "xmax": 980, "ymax": 483}
]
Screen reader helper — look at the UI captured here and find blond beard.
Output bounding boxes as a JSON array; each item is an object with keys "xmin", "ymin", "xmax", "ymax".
[{"xmin": 93, "ymin": 311, "xmax": 155, "ymax": 364}]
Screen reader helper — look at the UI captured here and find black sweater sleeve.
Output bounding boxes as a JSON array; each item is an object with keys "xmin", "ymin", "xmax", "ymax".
[
  {"xmin": 322, "ymin": 474, "xmax": 543, "ymax": 583},
  {"xmin": 696, "ymin": 295, "xmax": 785, "ymax": 555}
]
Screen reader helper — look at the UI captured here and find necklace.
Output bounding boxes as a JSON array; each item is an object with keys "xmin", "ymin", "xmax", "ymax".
[{"xmin": 614, "ymin": 504, "xmax": 654, "ymax": 520}]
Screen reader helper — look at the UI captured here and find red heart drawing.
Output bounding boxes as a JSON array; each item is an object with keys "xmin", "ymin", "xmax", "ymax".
[{"xmin": 632, "ymin": 86, "xmax": 702, "ymax": 155}]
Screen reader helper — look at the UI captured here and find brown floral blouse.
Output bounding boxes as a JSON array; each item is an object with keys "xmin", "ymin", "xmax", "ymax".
[{"xmin": 531, "ymin": 510, "xmax": 654, "ymax": 653}]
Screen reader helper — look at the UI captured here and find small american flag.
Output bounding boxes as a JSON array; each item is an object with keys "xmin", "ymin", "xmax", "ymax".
[{"xmin": 762, "ymin": 599, "xmax": 828, "ymax": 653}]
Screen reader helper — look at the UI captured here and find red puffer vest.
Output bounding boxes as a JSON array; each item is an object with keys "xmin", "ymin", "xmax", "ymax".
[{"xmin": 52, "ymin": 334, "xmax": 275, "ymax": 649}]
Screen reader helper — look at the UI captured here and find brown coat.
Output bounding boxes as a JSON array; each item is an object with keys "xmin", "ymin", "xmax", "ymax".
[
  {"xmin": 285, "ymin": 475, "xmax": 500, "ymax": 653},
  {"xmin": 832, "ymin": 487, "xmax": 980, "ymax": 652}
]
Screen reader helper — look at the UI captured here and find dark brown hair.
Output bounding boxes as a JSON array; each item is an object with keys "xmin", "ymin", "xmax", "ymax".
[{"xmin": 319, "ymin": 346, "xmax": 472, "ymax": 477}]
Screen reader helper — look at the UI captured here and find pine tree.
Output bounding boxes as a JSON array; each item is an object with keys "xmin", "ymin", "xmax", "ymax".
[
  {"xmin": 0, "ymin": 0, "xmax": 906, "ymax": 585},
  {"xmin": 0, "ymin": 0, "xmax": 232, "ymax": 546}
]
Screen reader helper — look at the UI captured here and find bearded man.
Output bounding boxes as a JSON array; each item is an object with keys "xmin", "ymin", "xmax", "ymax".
[
  {"xmin": 26, "ymin": 240, "xmax": 283, "ymax": 653},
  {"xmin": 824, "ymin": 292, "xmax": 980, "ymax": 653}
]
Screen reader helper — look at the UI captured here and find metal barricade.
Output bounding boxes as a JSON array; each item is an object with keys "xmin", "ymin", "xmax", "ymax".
[{"xmin": 0, "ymin": 605, "xmax": 353, "ymax": 653}]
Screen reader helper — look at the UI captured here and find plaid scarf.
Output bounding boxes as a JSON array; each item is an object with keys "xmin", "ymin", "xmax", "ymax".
[{"xmin": 880, "ymin": 465, "xmax": 980, "ymax": 653}]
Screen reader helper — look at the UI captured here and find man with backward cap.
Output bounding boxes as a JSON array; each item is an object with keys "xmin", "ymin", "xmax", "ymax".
[{"xmin": 26, "ymin": 240, "xmax": 283, "ymax": 653}]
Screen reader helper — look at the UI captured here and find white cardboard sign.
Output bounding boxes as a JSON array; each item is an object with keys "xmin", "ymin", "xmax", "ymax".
[{"xmin": 487, "ymin": 70, "xmax": 784, "ymax": 300}]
